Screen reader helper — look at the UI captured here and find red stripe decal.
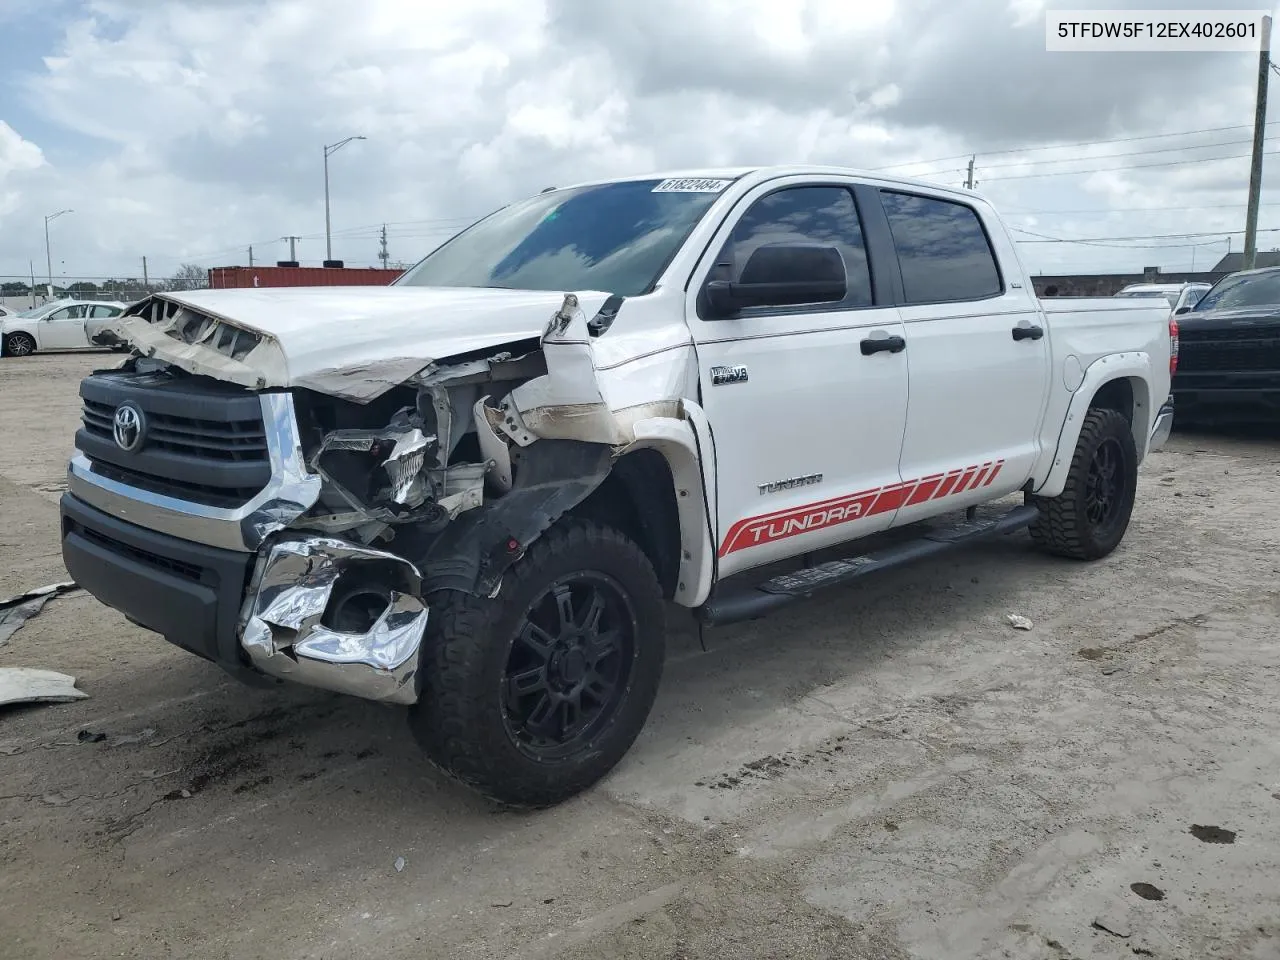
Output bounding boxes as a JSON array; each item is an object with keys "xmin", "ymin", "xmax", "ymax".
[
  {"xmin": 719, "ymin": 459, "xmax": 1008, "ymax": 557},
  {"xmin": 906, "ymin": 475, "xmax": 944, "ymax": 505},
  {"xmin": 932, "ymin": 471, "xmax": 964, "ymax": 500},
  {"xmin": 869, "ymin": 483, "xmax": 913, "ymax": 516}
]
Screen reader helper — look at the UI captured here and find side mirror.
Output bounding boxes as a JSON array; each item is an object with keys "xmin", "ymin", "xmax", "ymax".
[
  {"xmin": 706, "ymin": 243, "xmax": 846, "ymax": 317},
  {"xmin": 1174, "ymin": 306, "xmax": 1191, "ymax": 315}
]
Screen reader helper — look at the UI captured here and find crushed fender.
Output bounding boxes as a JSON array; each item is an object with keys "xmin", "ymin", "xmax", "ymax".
[{"xmin": 0, "ymin": 582, "xmax": 80, "ymax": 647}]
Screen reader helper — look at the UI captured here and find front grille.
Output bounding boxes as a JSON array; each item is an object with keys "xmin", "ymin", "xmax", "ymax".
[
  {"xmin": 82, "ymin": 398, "xmax": 267, "ymax": 463},
  {"xmin": 76, "ymin": 370, "xmax": 274, "ymax": 509},
  {"xmin": 1180, "ymin": 326, "xmax": 1280, "ymax": 373},
  {"xmin": 87, "ymin": 459, "xmax": 263, "ymax": 509},
  {"xmin": 76, "ymin": 525, "xmax": 204, "ymax": 582}
]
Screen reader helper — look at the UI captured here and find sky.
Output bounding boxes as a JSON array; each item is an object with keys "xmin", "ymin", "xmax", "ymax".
[{"xmin": 1, "ymin": 0, "xmax": 1278, "ymax": 286}]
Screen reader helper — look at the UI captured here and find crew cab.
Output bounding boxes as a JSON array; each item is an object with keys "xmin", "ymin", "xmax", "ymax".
[
  {"xmin": 1, "ymin": 299, "xmax": 128, "ymax": 357},
  {"xmin": 1173, "ymin": 265, "xmax": 1280, "ymax": 424},
  {"xmin": 58, "ymin": 167, "xmax": 1175, "ymax": 807}
]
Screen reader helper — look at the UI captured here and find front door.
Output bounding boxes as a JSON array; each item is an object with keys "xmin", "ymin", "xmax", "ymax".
[
  {"xmin": 873, "ymin": 189, "xmax": 1053, "ymax": 525},
  {"xmin": 40, "ymin": 303, "xmax": 90, "ymax": 349},
  {"xmin": 684, "ymin": 179, "xmax": 910, "ymax": 578}
]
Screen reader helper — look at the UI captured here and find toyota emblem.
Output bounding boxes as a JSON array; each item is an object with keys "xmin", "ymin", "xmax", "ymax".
[{"xmin": 112, "ymin": 403, "xmax": 145, "ymax": 452}]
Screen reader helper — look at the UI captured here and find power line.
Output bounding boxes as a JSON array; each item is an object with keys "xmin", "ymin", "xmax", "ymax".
[
  {"xmin": 872, "ymin": 120, "xmax": 1280, "ymax": 171},
  {"xmin": 1012, "ymin": 226, "xmax": 1280, "ymax": 248},
  {"xmin": 983, "ymin": 149, "xmax": 1280, "ymax": 182}
]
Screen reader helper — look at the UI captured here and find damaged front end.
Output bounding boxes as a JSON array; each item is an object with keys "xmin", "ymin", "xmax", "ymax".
[{"xmin": 223, "ymin": 294, "xmax": 650, "ymax": 703}]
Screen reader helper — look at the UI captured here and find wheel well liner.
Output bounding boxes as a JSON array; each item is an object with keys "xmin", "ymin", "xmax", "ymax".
[{"xmin": 571, "ymin": 449, "xmax": 682, "ymax": 599}]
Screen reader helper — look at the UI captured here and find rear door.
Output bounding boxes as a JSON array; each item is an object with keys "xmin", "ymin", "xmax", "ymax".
[
  {"xmin": 684, "ymin": 177, "xmax": 910, "ymax": 577},
  {"xmin": 873, "ymin": 189, "xmax": 1052, "ymax": 525}
]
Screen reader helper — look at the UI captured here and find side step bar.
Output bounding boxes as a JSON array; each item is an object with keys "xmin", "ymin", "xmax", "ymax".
[{"xmin": 696, "ymin": 504, "xmax": 1040, "ymax": 627}]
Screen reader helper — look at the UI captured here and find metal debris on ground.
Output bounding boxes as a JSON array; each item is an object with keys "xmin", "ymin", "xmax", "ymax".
[
  {"xmin": 77, "ymin": 729, "xmax": 107, "ymax": 743},
  {"xmin": 0, "ymin": 582, "xmax": 80, "ymax": 647},
  {"xmin": 0, "ymin": 668, "xmax": 89, "ymax": 707},
  {"xmin": 1005, "ymin": 614, "xmax": 1033, "ymax": 631},
  {"xmin": 394, "ymin": 856, "xmax": 406, "ymax": 873}
]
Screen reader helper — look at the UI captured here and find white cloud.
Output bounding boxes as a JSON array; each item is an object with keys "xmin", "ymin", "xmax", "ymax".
[{"xmin": 0, "ymin": 0, "xmax": 1272, "ymax": 283}]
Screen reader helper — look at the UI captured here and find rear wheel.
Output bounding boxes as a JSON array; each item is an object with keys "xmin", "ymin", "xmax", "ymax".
[
  {"xmin": 3, "ymin": 332, "xmax": 36, "ymax": 357},
  {"xmin": 408, "ymin": 519, "xmax": 665, "ymax": 807},
  {"xmin": 1028, "ymin": 407, "xmax": 1137, "ymax": 560}
]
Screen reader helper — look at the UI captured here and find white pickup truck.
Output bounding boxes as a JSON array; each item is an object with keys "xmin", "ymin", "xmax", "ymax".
[{"xmin": 60, "ymin": 166, "xmax": 1175, "ymax": 806}]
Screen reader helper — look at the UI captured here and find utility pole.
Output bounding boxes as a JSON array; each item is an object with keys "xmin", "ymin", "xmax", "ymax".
[
  {"xmin": 378, "ymin": 224, "xmax": 390, "ymax": 269},
  {"xmin": 248, "ymin": 245, "xmax": 254, "ymax": 267},
  {"xmin": 141, "ymin": 256, "xmax": 149, "ymax": 289},
  {"xmin": 29, "ymin": 260, "xmax": 36, "ymax": 308},
  {"xmin": 964, "ymin": 155, "xmax": 976, "ymax": 189},
  {"xmin": 1244, "ymin": 14, "xmax": 1273, "ymax": 271},
  {"xmin": 282, "ymin": 236, "xmax": 301, "ymax": 264}
]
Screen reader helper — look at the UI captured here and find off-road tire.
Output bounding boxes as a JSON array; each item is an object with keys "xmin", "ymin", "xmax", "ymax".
[
  {"xmin": 1028, "ymin": 407, "xmax": 1137, "ymax": 560},
  {"xmin": 407, "ymin": 518, "xmax": 665, "ymax": 808},
  {"xmin": 3, "ymin": 332, "xmax": 36, "ymax": 357}
]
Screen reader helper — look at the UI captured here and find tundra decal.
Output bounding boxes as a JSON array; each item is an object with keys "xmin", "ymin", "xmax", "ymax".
[{"xmin": 719, "ymin": 460, "xmax": 1004, "ymax": 557}]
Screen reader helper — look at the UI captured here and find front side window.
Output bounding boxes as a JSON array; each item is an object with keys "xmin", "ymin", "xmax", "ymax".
[
  {"xmin": 712, "ymin": 185, "xmax": 873, "ymax": 307},
  {"xmin": 395, "ymin": 178, "xmax": 731, "ymax": 297},
  {"xmin": 881, "ymin": 192, "xmax": 1002, "ymax": 304}
]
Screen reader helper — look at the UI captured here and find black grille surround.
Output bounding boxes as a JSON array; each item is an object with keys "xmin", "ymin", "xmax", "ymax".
[
  {"xmin": 1178, "ymin": 323, "xmax": 1280, "ymax": 373},
  {"xmin": 76, "ymin": 370, "xmax": 273, "ymax": 509}
]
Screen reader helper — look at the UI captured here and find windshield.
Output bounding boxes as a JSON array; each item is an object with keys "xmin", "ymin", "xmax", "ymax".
[
  {"xmin": 16, "ymin": 303, "xmax": 54, "ymax": 318},
  {"xmin": 395, "ymin": 178, "xmax": 733, "ymax": 297},
  {"xmin": 1194, "ymin": 270, "xmax": 1280, "ymax": 312}
]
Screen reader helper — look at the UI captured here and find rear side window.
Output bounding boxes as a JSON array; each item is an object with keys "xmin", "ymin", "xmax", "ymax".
[
  {"xmin": 880, "ymin": 192, "xmax": 1002, "ymax": 304},
  {"xmin": 716, "ymin": 186, "xmax": 873, "ymax": 308}
]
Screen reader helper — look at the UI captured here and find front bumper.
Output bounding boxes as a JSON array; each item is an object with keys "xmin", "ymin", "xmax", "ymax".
[
  {"xmin": 240, "ymin": 538, "xmax": 428, "ymax": 705},
  {"xmin": 61, "ymin": 494, "xmax": 428, "ymax": 705},
  {"xmin": 1148, "ymin": 400, "xmax": 1174, "ymax": 453}
]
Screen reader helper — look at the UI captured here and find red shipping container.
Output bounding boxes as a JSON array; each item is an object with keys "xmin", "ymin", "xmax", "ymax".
[{"xmin": 208, "ymin": 266, "xmax": 405, "ymax": 289}]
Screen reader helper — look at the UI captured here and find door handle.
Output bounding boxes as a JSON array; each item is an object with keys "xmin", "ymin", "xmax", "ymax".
[
  {"xmin": 1012, "ymin": 324, "xmax": 1044, "ymax": 341},
  {"xmin": 860, "ymin": 335, "xmax": 906, "ymax": 356}
]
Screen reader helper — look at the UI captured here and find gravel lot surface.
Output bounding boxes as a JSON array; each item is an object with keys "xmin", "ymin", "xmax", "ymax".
[{"xmin": 2, "ymin": 352, "xmax": 1278, "ymax": 960}]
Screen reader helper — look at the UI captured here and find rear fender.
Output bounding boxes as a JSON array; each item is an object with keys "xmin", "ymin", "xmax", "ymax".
[{"xmin": 1033, "ymin": 352, "xmax": 1153, "ymax": 499}]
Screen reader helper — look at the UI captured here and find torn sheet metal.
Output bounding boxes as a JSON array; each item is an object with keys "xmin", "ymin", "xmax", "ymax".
[
  {"xmin": 0, "ymin": 582, "xmax": 80, "ymax": 647},
  {"xmin": 113, "ymin": 287, "xmax": 613, "ymax": 402},
  {"xmin": 0, "ymin": 668, "xmax": 89, "ymax": 706}
]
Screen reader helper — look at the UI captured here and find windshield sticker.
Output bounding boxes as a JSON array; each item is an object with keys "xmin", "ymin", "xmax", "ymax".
[{"xmin": 651, "ymin": 178, "xmax": 733, "ymax": 193}]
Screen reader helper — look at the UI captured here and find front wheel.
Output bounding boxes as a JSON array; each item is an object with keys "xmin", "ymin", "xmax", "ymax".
[
  {"xmin": 408, "ymin": 519, "xmax": 666, "ymax": 807},
  {"xmin": 1028, "ymin": 407, "xmax": 1138, "ymax": 560},
  {"xmin": 3, "ymin": 332, "xmax": 36, "ymax": 357}
]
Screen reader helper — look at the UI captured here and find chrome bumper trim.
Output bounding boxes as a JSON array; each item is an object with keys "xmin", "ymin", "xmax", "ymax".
[
  {"xmin": 65, "ymin": 392, "xmax": 322, "ymax": 553},
  {"xmin": 1148, "ymin": 400, "xmax": 1174, "ymax": 453},
  {"xmin": 240, "ymin": 537, "xmax": 426, "ymax": 705}
]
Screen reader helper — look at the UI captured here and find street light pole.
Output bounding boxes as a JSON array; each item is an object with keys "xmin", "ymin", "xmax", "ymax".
[
  {"xmin": 44, "ymin": 209, "xmax": 72, "ymax": 295},
  {"xmin": 323, "ymin": 136, "xmax": 366, "ymax": 263}
]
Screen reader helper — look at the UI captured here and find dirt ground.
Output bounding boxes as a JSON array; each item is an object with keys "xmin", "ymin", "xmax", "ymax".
[{"xmin": 2, "ymin": 352, "xmax": 1279, "ymax": 960}]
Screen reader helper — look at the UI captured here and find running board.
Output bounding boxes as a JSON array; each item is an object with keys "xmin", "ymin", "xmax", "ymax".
[{"xmin": 696, "ymin": 504, "xmax": 1040, "ymax": 627}]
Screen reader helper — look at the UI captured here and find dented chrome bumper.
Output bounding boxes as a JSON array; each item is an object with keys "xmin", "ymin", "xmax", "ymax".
[{"xmin": 240, "ymin": 538, "xmax": 428, "ymax": 705}]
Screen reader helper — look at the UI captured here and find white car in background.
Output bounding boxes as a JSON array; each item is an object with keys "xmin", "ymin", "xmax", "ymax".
[
  {"xmin": 0, "ymin": 299, "xmax": 129, "ymax": 357},
  {"xmin": 1115, "ymin": 282, "xmax": 1210, "ymax": 312}
]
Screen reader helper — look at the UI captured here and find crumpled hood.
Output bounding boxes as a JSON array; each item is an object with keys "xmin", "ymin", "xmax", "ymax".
[{"xmin": 113, "ymin": 285, "xmax": 614, "ymax": 401}]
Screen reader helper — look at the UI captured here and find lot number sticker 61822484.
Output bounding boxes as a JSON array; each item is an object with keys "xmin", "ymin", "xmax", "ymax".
[{"xmin": 651, "ymin": 178, "xmax": 733, "ymax": 193}]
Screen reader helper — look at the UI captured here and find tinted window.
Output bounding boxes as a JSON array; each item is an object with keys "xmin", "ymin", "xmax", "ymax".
[
  {"xmin": 1194, "ymin": 269, "xmax": 1280, "ymax": 311},
  {"xmin": 396, "ymin": 178, "xmax": 727, "ymax": 297},
  {"xmin": 91, "ymin": 305, "xmax": 118, "ymax": 317},
  {"xmin": 881, "ymin": 192, "xmax": 1002, "ymax": 303},
  {"xmin": 713, "ymin": 186, "xmax": 872, "ymax": 308}
]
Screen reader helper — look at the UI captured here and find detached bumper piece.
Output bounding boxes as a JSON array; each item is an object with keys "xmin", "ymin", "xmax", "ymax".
[
  {"xmin": 1148, "ymin": 400, "xmax": 1174, "ymax": 453},
  {"xmin": 240, "ymin": 538, "xmax": 429, "ymax": 705}
]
